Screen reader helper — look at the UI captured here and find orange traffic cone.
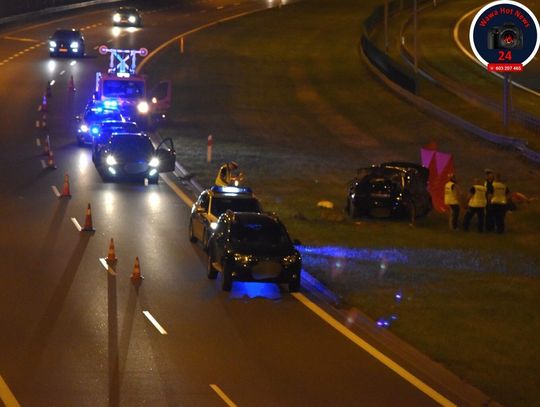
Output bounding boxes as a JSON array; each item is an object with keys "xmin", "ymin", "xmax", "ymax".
[
  {"xmin": 61, "ymin": 172, "xmax": 71, "ymax": 198},
  {"xmin": 131, "ymin": 256, "xmax": 144, "ymax": 281},
  {"xmin": 106, "ymin": 238, "xmax": 117, "ymax": 263},
  {"xmin": 68, "ymin": 75, "xmax": 76, "ymax": 92},
  {"xmin": 43, "ymin": 134, "xmax": 51, "ymax": 156},
  {"xmin": 46, "ymin": 149, "xmax": 57, "ymax": 169},
  {"xmin": 82, "ymin": 203, "xmax": 95, "ymax": 232}
]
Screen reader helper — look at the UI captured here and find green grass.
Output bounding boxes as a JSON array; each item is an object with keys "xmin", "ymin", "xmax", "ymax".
[{"xmin": 143, "ymin": 0, "xmax": 540, "ymax": 405}]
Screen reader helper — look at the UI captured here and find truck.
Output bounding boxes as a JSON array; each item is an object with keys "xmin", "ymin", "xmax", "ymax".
[{"xmin": 94, "ymin": 46, "xmax": 171, "ymax": 128}]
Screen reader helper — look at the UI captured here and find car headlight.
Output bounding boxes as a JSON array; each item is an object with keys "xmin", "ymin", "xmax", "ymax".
[
  {"xmin": 113, "ymin": 14, "xmax": 121, "ymax": 22},
  {"xmin": 80, "ymin": 124, "xmax": 89, "ymax": 132},
  {"xmin": 49, "ymin": 41, "xmax": 57, "ymax": 47},
  {"xmin": 137, "ymin": 101, "xmax": 149, "ymax": 114},
  {"xmin": 128, "ymin": 16, "xmax": 137, "ymax": 23},
  {"xmin": 106, "ymin": 155, "xmax": 117, "ymax": 166},
  {"xmin": 282, "ymin": 253, "xmax": 300, "ymax": 265},
  {"xmin": 70, "ymin": 41, "xmax": 79, "ymax": 49},
  {"xmin": 210, "ymin": 222, "xmax": 218, "ymax": 230},
  {"xmin": 233, "ymin": 254, "xmax": 254, "ymax": 264},
  {"xmin": 149, "ymin": 157, "xmax": 159, "ymax": 168}
]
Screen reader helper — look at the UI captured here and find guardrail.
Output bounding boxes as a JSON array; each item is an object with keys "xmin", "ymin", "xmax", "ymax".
[{"xmin": 359, "ymin": 0, "xmax": 540, "ymax": 165}]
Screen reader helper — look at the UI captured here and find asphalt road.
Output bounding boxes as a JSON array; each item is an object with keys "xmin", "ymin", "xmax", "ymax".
[{"xmin": 0, "ymin": 2, "xmax": 473, "ymax": 406}]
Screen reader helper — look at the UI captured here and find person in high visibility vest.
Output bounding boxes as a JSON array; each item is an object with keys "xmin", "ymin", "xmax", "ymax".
[
  {"xmin": 444, "ymin": 173, "xmax": 460, "ymax": 231},
  {"xmin": 490, "ymin": 173, "xmax": 510, "ymax": 233},
  {"xmin": 462, "ymin": 178, "xmax": 487, "ymax": 232},
  {"xmin": 215, "ymin": 161, "xmax": 244, "ymax": 187}
]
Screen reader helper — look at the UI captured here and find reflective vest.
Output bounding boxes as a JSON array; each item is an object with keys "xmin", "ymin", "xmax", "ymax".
[
  {"xmin": 214, "ymin": 164, "xmax": 231, "ymax": 186},
  {"xmin": 491, "ymin": 181, "xmax": 508, "ymax": 205},
  {"xmin": 444, "ymin": 181, "xmax": 459, "ymax": 205},
  {"xmin": 469, "ymin": 184, "xmax": 487, "ymax": 208}
]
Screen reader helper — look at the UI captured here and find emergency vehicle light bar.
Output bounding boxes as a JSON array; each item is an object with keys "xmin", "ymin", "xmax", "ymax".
[{"xmin": 98, "ymin": 46, "xmax": 149, "ymax": 77}]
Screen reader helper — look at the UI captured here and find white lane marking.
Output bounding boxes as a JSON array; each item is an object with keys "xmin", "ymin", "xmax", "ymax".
[
  {"xmin": 0, "ymin": 375, "xmax": 21, "ymax": 407},
  {"xmin": 36, "ymin": 138, "xmax": 41, "ymax": 147},
  {"xmin": 106, "ymin": 39, "xmax": 113, "ymax": 43},
  {"xmin": 210, "ymin": 384, "xmax": 237, "ymax": 407},
  {"xmin": 292, "ymin": 293, "xmax": 457, "ymax": 406},
  {"xmin": 99, "ymin": 258, "xmax": 117, "ymax": 275},
  {"xmin": 159, "ymin": 174, "xmax": 193, "ymax": 206},
  {"xmin": 142, "ymin": 311, "xmax": 167, "ymax": 335},
  {"xmin": 51, "ymin": 185, "xmax": 61, "ymax": 198},
  {"xmin": 2, "ymin": 36, "xmax": 38, "ymax": 43},
  {"xmin": 70, "ymin": 217, "xmax": 82, "ymax": 232},
  {"xmin": 40, "ymin": 160, "xmax": 46, "ymax": 169},
  {"xmin": 93, "ymin": 45, "xmax": 99, "ymax": 50},
  {"xmin": 217, "ymin": 5, "xmax": 224, "ymax": 9},
  {"xmin": 59, "ymin": 70, "xmax": 66, "ymax": 75},
  {"xmin": 35, "ymin": 120, "xmax": 40, "ymax": 128}
]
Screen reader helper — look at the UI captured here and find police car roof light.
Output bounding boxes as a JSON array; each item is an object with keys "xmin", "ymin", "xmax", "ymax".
[{"xmin": 211, "ymin": 186, "xmax": 252, "ymax": 194}]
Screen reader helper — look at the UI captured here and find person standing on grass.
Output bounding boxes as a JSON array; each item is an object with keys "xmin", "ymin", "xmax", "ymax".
[
  {"xmin": 444, "ymin": 173, "xmax": 460, "ymax": 231},
  {"xmin": 463, "ymin": 178, "xmax": 487, "ymax": 232},
  {"xmin": 490, "ymin": 173, "xmax": 510, "ymax": 234},
  {"xmin": 215, "ymin": 161, "xmax": 244, "ymax": 187},
  {"xmin": 484, "ymin": 169, "xmax": 495, "ymax": 232}
]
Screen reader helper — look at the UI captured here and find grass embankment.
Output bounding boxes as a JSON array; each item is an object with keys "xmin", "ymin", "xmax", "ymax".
[
  {"xmin": 144, "ymin": 0, "xmax": 540, "ymax": 405},
  {"xmin": 373, "ymin": 0, "xmax": 540, "ymax": 149}
]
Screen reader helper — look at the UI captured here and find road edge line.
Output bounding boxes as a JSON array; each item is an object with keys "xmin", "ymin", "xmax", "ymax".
[{"xmin": 0, "ymin": 375, "xmax": 21, "ymax": 407}]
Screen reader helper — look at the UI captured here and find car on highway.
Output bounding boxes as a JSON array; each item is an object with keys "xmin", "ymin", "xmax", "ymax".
[
  {"xmin": 49, "ymin": 29, "xmax": 85, "ymax": 57},
  {"xmin": 112, "ymin": 7, "xmax": 142, "ymax": 27},
  {"xmin": 346, "ymin": 161, "xmax": 432, "ymax": 219},
  {"xmin": 93, "ymin": 133, "xmax": 176, "ymax": 183},
  {"xmin": 91, "ymin": 119, "xmax": 140, "ymax": 153},
  {"xmin": 189, "ymin": 186, "xmax": 262, "ymax": 250},
  {"xmin": 206, "ymin": 211, "xmax": 301, "ymax": 292},
  {"xmin": 76, "ymin": 101, "xmax": 124, "ymax": 145}
]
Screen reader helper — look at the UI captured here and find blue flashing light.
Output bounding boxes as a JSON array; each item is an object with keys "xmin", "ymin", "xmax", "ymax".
[
  {"xmin": 210, "ymin": 186, "xmax": 252, "ymax": 194},
  {"xmin": 91, "ymin": 126, "xmax": 100, "ymax": 135},
  {"xmin": 104, "ymin": 100, "xmax": 118, "ymax": 109}
]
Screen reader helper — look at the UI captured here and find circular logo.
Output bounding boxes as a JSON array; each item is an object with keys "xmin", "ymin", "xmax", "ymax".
[{"xmin": 469, "ymin": 0, "xmax": 540, "ymax": 68}]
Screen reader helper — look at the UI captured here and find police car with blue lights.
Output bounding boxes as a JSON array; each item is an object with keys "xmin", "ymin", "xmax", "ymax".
[
  {"xmin": 76, "ymin": 100, "xmax": 124, "ymax": 145},
  {"xmin": 189, "ymin": 186, "xmax": 262, "ymax": 251},
  {"xmin": 92, "ymin": 133, "xmax": 175, "ymax": 184},
  {"xmin": 206, "ymin": 211, "xmax": 302, "ymax": 292}
]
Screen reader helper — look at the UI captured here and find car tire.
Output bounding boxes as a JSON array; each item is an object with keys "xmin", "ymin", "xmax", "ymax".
[
  {"xmin": 189, "ymin": 220, "xmax": 197, "ymax": 243},
  {"xmin": 348, "ymin": 199, "xmax": 358, "ymax": 219},
  {"xmin": 206, "ymin": 253, "xmax": 217, "ymax": 280},
  {"xmin": 289, "ymin": 278, "xmax": 300, "ymax": 293},
  {"xmin": 222, "ymin": 264, "xmax": 232, "ymax": 291}
]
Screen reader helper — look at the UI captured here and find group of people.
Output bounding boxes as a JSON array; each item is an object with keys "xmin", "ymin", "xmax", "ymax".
[{"xmin": 444, "ymin": 169, "xmax": 510, "ymax": 233}]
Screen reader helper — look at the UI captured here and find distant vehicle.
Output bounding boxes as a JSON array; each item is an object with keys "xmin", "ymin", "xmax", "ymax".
[
  {"xmin": 189, "ymin": 186, "xmax": 262, "ymax": 250},
  {"xmin": 346, "ymin": 161, "xmax": 432, "ymax": 219},
  {"xmin": 49, "ymin": 29, "xmax": 85, "ymax": 57},
  {"xmin": 112, "ymin": 7, "xmax": 142, "ymax": 27},
  {"xmin": 75, "ymin": 101, "xmax": 124, "ymax": 145},
  {"xmin": 92, "ymin": 133, "xmax": 176, "ymax": 184},
  {"xmin": 206, "ymin": 211, "xmax": 301, "ymax": 292}
]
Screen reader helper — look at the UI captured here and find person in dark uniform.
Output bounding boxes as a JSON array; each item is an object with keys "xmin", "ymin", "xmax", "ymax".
[
  {"xmin": 484, "ymin": 169, "xmax": 495, "ymax": 232},
  {"xmin": 490, "ymin": 173, "xmax": 510, "ymax": 233},
  {"xmin": 463, "ymin": 178, "xmax": 487, "ymax": 232}
]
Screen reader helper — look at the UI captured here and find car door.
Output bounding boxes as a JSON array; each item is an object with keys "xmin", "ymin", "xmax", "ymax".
[
  {"xmin": 212, "ymin": 220, "xmax": 229, "ymax": 266},
  {"xmin": 155, "ymin": 138, "xmax": 176, "ymax": 172}
]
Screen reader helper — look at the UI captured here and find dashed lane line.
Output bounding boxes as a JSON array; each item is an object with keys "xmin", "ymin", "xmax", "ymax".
[
  {"xmin": 0, "ymin": 375, "xmax": 20, "ymax": 407},
  {"xmin": 51, "ymin": 185, "xmax": 61, "ymax": 198},
  {"xmin": 210, "ymin": 384, "xmax": 237, "ymax": 407},
  {"xmin": 70, "ymin": 217, "xmax": 82, "ymax": 232},
  {"xmin": 2, "ymin": 36, "xmax": 39, "ymax": 42},
  {"xmin": 142, "ymin": 311, "xmax": 167, "ymax": 335}
]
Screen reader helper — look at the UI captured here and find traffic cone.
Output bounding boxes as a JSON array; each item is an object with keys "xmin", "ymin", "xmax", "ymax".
[
  {"xmin": 61, "ymin": 172, "xmax": 71, "ymax": 198},
  {"xmin": 46, "ymin": 81, "xmax": 52, "ymax": 98},
  {"xmin": 106, "ymin": 238, "xmax": 117, "ymax": 264},
  {"xmin": 81, "ymin": 203, "xmax": 95, "ymax": 232},
  {"xmin": 46, "ymin": 149, "xmax": 57, "ymax": 169},
  {"xmin": 68, "ymin": 75, "xmax": 75, "ymax": 92},
  {"xmin": 41, "ymin": 94, "xmax": 48, "ymax": 112},
  {"xmin": 131, "ymin": 256, "xmax": 144, "ymax": 281},
  {"xmin": 43, "ymin": 134, "xmax": 51, "ymax": 156}
]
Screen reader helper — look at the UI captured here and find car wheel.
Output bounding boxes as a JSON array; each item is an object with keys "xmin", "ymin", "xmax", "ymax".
[
  {"xmin": 206, "ymin": 253, "xmax": 217, "ymax": 280},
  {"xmin": 221, "ymin": 264, "xmax": 232, "ymax": 291},
  {"xmin": 289, "ymin": 278, "xmax": 300, "ymax": 293},
  {"xmin": 348, "ymin": 199, "xmax": 359, "ymax": 219},
  {"xmin": 189, "ymin": 220, "xmax": 197, "ymax": 243}
]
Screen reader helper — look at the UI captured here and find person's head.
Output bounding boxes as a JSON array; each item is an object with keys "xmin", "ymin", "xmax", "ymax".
[
  {"xmin": 229, "ymin": 161, "xmax": 238, "ymax": 170},
  {"xmin": 484, "ymin": 169, "xmax": 494, "ymax": 181},
  {"xmin": 448, "ymin": 173, "xmax": 456, "ymax": 182}
]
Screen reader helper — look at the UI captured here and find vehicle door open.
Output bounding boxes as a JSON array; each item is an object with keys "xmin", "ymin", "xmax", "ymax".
[{"xmin": 155, "ymin": 138, "xmax": 176, "ymax": 172}]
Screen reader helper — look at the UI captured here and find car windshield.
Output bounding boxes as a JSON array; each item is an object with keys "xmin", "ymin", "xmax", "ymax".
[
  {"xmin": 103, "ymin": 80, "xmax": 144, "ymax": 99},
  {"xmin": 111, "ymin": 137, "xmax": 153, "ymax": 156},
  {"xmin": 369, "ymin": 177, "xmax": 402, "ymax": 194},
  {"xmin": 101, "ymin": 122, "xmax": 138, "ymax": 134},
  {"xmin": 231, "ymin": 221, "xmax": 290, "ymax": 247},
  {"xmin": 210, "ymin": 197, "xmax": 261, "ymax": 217},
  {"xmin": 53, "ymin": 30, "xmax": 80, "ymax": 40},
  {"xmin": 85, "ymin": 108, "xmax": 122, "ymax": 122}
]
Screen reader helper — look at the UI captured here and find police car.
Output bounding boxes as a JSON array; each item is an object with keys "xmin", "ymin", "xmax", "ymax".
[
  {"xmin": 76, "ymin": 101, "xmax": 124, "ymax": 146},
  {"xmin": 206, "ymin": 211, "xmax": 302, "ymax": 292},
  {"xmin": 189, "ymin": 186, "xmax": 262, "ymax": 250},
  {"xmin": 93, "ymin": 133, "xmax": 175, "ymax": 183}
]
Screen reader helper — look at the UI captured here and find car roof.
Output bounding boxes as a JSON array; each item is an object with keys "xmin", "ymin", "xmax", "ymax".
[
  {"xmin": 117, "ymin": 7, "xmax": 139, "ymax": 12},
  {"xmin": 52, "ymin": 29, "xmax": 82, "ymax": 36}
]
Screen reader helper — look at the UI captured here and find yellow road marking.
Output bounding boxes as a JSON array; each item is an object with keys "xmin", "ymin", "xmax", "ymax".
[
  {"xmin": 160, "ymin": 173, "xmax": 194, "ymax": 206},
  {"xmin": 2, "ymin": 36, "xmax": 38, "ymax": 42},
  {"xmin": 210, "ymin": 384, "xmax": 237, "ymax": 407},
  {"xmin": 0, "ymin": 375, "xmax": 21, "ymax": 407},
  {"xmin": 292, "ymin": 292, "xmax": 457, "ymax": 407}
]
